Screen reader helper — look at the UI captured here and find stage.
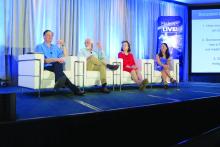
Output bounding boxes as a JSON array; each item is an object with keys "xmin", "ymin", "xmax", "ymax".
[
  {"xmin": 7, "ymin": 82, "xmax": 220, "ymax": 120},
  {"xmin": 1, "ymin": 82, "xmax": 220, "ymax": 146}
]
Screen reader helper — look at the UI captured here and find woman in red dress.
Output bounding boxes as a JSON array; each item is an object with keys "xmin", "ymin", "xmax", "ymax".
[{"xmin": 118, "ymin": 41, "xmax": 148, "ymax": 90}]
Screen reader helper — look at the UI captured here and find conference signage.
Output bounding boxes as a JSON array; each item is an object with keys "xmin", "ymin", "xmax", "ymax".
[{"xmin": 157, "ymin": 16, "xmax": 183, "ymax": 78}]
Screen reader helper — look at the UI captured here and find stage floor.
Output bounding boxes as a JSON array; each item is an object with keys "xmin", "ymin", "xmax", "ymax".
[{"xmin": 1, "ymin": 82, "xmax": 220, "ymax": 121}]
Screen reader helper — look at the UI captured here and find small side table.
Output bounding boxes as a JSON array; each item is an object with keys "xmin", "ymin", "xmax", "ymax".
[
  {"xmin": 74, "ymin": 61, "xmax": 85, "ymax": 91},
  {"xmin": 144, "ymin": 62, "xmax": 153, "ymax": 88},
  {"xmin": 112, "ymin": 62, "xmax": 122, "ymax": 91}
]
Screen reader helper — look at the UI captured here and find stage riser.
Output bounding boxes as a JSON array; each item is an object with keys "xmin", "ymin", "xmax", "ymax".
[
  {"xmin": 0, "ymin": 93, "xmax": 16, "ymax": 121},
  {"xmin": 1, "ymin": 96, "xmax": 220, "ymax": 146}
]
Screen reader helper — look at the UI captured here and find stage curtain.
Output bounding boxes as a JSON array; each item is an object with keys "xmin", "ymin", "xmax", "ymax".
[
  {"xmin": 0, "ymin": 0, "xmax": 5, "ymax": 79},
  {"xmin": 1, "ymin": 0, "xmax": 187, "ymax": 83}
]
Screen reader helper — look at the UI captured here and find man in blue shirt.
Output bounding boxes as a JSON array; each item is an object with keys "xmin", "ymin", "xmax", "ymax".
[
  {"xmin": 35, "ymin": 30, "xmax": 85, "ymax": 96},
  {"xmin": 78, "ymin": 38, "xmax": 119, "ymax": 93}
]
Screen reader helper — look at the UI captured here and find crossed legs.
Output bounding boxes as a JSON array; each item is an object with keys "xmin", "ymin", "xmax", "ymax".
[
  {"xmin": 161, "ymin": 67, "xmax": 176, "ymax": 88},
  {"xmin": 130, "ymin": 69, "xmax": 148, "ymax": 90},
  {"xmin": 130, "ymin": 69, "xmax": 143, "ymax": 85}
]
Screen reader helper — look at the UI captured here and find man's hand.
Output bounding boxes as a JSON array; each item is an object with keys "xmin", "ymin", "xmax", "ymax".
[
  {"xmin": 55, "ymin": 58, "xmax": 65, "ymax": 63},
  {"xmin": 96, "ymin": 42, "xmax": 103, "ymax": 51},
  {"xmin": 45, "ymin": 57, "xmax": 65, "ymax": 64},
  {"xmin": 57, "ymin": 40, "xmax": 68, "ymax": 57},
  {"xmin": 57, "ymin": 40, "xmax": 65, "ymax": 48}
]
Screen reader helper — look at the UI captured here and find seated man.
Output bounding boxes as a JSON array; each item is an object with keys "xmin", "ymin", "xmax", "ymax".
[
  {"xmin": 78, "ymin": 38, "xmax": 119, "ymax": 93},
  {"xmin": 35, "ymin": 30, "xmax": 85, "ymax": 95}
]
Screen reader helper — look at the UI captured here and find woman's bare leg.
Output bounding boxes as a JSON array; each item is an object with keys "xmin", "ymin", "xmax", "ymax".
[
  {"xmin": 130, "ymin": 70, "xmax": 142, "ymax": 85},
  {"xmin": 164, "ymin": 70, "xmax": 172, "ymax": 78},
  {"xmin": 161, "ymin": 70, "xmax": 168, "ymax": 83},
  {"xmin": 164, "ymin": 69, "xmax": 176, "ymax": 83},
  {"xmin": 136, "ymin": 69, "xmax": 143, "ymax": 81}
]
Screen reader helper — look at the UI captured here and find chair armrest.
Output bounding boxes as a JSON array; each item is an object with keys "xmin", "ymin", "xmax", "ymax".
[
  {"xmin": 136, "ymin": 59, "xmax": 154, "ymax": 82},
  {"xmin": 136, "ymin": 59, "xmax": 154, "ymax": 73},
  {"xmin": 63, "ymin": 56, "xmax": 74, "ymax": 71},
  {"xmin": 18, "ymin": 54, "xmax": 44, "ymax": 77},
  {"xmin": 67, "ymin": 56, "xmax": 86, "ymax": 84},
  {"xmin": 170, "ymin": 59, "xmax": 179, "ymax": 82}
]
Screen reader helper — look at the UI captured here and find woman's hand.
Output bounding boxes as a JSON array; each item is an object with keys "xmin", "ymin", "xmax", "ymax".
[
  {"xmin": 126, "ymin": 65, "xmax": 138, "ymax": 69},
  {"xmin": 163, "ymin": 64, "xmax": 169, "ymax": 70},
  {"xmin": 126, "ymin": 65, "xmax": 131, "ymax": 68},
  {"xmin": 131, "ymin": 65, "xmax": 138, "ymax": 69}
]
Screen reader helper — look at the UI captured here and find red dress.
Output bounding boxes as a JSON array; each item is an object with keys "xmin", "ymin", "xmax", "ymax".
[{"xmin": 118, "ymin": 52, "xmax": 136, "ymax": 73}]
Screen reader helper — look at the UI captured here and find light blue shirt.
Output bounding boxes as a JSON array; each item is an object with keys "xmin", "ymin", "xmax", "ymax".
[
  {"xmin": 78, "ymin": 48, "xmax": 105, "ymax": 60},
  {"xmin": 35, "ymin": 43, "xmax": 63, "ymax": 67}
]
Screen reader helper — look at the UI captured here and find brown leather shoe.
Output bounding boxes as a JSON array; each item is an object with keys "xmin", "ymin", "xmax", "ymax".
[
  {"xmin": 74, "ymin": 90, "xmax": 85, "ymax": 96},
  {"xmin": 139, "ymin": 79, "xmax": 148, "ymax": 91},
  {"xmin": 106, "ymin": 64, "xmax": 119, "ymax": 71},
  {"xmin": 170, "ymin": 78, "xmax": 177, "ymax": 84},
  {"xmin": 164, "ymin": 84, "xmax": 168, "ymax": 89}
]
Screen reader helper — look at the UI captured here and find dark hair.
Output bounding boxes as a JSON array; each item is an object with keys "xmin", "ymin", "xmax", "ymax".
[
  {"xmin": 121, "ymin": 40, "xmax": 131, "ymax": 52},
  {"xmin": 158, "ymin": 43, "xmax": 170, "ymax": 59},
  {"xmin": 43, "ymin": 30, "xmax": 53, "ymax": 36}
]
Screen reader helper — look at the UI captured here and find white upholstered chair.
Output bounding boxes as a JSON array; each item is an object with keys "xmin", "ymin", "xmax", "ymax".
[
  {"xmin": 18, "ymin": 53, "xmax": 73, "ymax": 96},
  {"xmin": 136, "ymin": 59, "xmax": 179, "ymax": 85}
]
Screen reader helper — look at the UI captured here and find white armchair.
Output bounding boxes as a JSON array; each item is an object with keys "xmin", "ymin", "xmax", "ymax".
[
  {"xmin": 18, "ymin": 53, "xmax": 73, "ymax": 95},
  {"xmin": 120, "ymin": 59, "xmax": 149, "ymax": 86},
  {"xmin": 120, "ymin": 61, "xmax": 136, "ymax": 85},
  {"xmin": 137, "ymin": 59, "xmax": 179, "ymax": 84},
  {"xmin": 71, "ymin": 56, "xmax": 122, "ymax": 90}
]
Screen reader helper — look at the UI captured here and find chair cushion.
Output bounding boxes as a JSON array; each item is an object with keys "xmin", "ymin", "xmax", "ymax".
[
  {"xmin": 122, "ymin": 71, "xmax": 131, "ymax": 77},
  {"xmin": 153, "ymin": 70, "xmax": 161, "ymax": 76},
  {"xmin": 86, "ymin": 71, "xmax": 100, "ymax": 78},
  {"xmin": 43, "ymin": 70, "xmax": 72, "ymax": 80},
  {"xmin": 86, "ymin": 70, "xmax": 114, "ymax": 78},
  {"xmin": 43, "ymin": 70, "xmax": 55, "ymax": 80}
]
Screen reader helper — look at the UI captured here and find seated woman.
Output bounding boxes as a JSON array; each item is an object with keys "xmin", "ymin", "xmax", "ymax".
[
  {"xmin": 118, "ymin": 40, "xmax": 148, "ymax": 90},
  {"xmin": 156, "ymin": 43, "xmax": 176, "ymax": 89}
]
